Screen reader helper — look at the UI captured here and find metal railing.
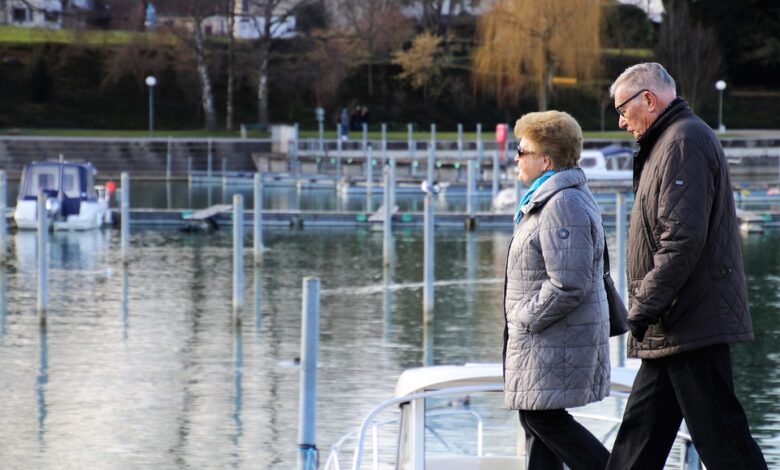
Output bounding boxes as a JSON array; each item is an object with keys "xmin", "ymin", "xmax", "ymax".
[{"xmin": 323, "ymin": 384, "xmax": 701, "ymax": 470}]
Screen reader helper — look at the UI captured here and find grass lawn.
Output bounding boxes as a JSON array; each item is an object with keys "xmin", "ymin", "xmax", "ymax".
[{"xmin": 0, "ymin": 25, "xmax": 175, "ymax": 46}]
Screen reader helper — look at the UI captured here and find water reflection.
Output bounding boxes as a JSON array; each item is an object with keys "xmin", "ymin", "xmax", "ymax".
[
  {"xmin": 0, "ymin": 266, "xmax": 6, "ymax": 342},
  {"xmin": 231, "ymin": 324, "xmax": 244, "ymax": 453},
  {"xmin": 0, "ymin": 228, "xmax": 777, "ymax": 467},
  {"xmin": 121, "ymin": 266, "xmax": 129, "ymax": 340},
  {"xmin": 254, "ymin": 266, "xmax": 263, "ymax": 336},
  {"xmin": 37, "ymin": 324, "xmax": 48, "ymax": 444}
]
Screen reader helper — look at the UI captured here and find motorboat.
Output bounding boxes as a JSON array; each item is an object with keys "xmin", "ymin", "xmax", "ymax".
[
  {"xmin": 324, "ymin": 363, "xmax": 702, "ymax": 470},
  {"xmin": 13, "ymin": 160, "xmax": 110, "ymax": 231},
  {"xmin": 492, "ymin": 147, "xmax": 634, "ymax": 212}
]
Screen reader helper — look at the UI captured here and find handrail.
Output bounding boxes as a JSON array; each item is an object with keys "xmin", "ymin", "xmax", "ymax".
[
  {"xmin": 325, "ymin": 383, "xmax": 701, "ymax": 470},
  {"xmin": 349, "ymin": 383, "xmax": 502, "ymax": 470}
]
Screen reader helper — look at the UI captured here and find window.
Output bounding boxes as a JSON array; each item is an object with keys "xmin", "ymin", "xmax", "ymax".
[{"xmin": 12, "ymin": 7, "xmax": 28, "ymax": 23}]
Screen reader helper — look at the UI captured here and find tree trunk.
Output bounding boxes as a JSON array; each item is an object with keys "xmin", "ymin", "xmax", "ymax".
[
  {"xmin": 226, "ymin": 0, "xmax": 235, "ymax": 130},
  {"xmin": 194, "ymin": 15, "xmax": 218, "ymax": 130},
  {"xmin": 257, "ymin": 42, "xmax": 270, "ymax": 125}
]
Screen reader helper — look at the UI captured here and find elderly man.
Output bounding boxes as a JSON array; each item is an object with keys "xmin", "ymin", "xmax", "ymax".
[{"xmin": 606, "ymin": 63, "xmax": 767, "ymax": 469}]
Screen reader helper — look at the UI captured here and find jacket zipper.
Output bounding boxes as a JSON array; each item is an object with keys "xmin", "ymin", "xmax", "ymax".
[{"xmin": 641, "ymin": 195, "xmax": 658, "ymax": 253}]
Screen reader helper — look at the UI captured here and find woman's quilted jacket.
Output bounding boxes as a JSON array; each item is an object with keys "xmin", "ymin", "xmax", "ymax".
[{"xmin": 503, "ymin": 168, "xmax": 611, "ymax": 410}]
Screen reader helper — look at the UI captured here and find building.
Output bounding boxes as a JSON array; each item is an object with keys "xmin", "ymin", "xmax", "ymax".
[{"xmin": 0, "ymin": 0, "xmax": 92, "ymax": 29}]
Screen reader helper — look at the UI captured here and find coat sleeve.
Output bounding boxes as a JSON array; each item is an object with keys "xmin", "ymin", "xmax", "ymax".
[
  {"xmin": 630, "ymin": 138, "xmax": 715, "ymax": 325},
  {"xmin": 514, "ymin": 196, "xmax": 597, "ymax": 334}
]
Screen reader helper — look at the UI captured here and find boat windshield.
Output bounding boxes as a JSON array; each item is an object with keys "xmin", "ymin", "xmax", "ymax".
[
  {"xmin": 22, "ymin": 166, "xmax": 60, "ymax": 198},
  {"xmin": 21, "ymin": 165, "xmax": 84, "ymax": 199}
]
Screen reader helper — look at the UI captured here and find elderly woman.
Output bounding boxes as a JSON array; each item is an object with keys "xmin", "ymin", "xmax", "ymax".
[{"xmin": 503, "ymin": 111, "xmax": 610, "ymax": 469}]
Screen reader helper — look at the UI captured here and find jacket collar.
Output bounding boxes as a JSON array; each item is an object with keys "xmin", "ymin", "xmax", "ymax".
[
  {"xmin": 520, "ymin": 167, "xmax": 586, "ymax": 216},
  {"xmin": 632, "ymin": 97, "xmax": 691, "ymax": 191}
]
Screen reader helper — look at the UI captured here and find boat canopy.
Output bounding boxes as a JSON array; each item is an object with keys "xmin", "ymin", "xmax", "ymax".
[{"xmin": 18, "ymin": 161, "xmax": 97, "ymax": 202}]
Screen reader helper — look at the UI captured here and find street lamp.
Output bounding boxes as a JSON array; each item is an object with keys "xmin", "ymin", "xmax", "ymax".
[
  {"xmin": 715, "ymin": 80, "xmax": 726, "ymax": 133},
  {"xmin": 145, "ymin": 75, "xmax": 157, "ymax": 135},
  {"xmin": 315, "ymin": 106, "xmax": 325, "ymax": 154}
]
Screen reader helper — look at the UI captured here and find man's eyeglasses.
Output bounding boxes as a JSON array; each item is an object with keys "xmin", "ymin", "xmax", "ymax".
[
  {"xmin": 516, "ymin": 147, "xmax": 537, "ymax": 158},
  {"xmin": 615, "ymin": 89, "xmax": 650, "ymax": 117}
]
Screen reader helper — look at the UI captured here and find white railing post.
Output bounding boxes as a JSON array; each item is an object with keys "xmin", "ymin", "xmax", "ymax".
[
  {"xmin": 233, "ymin": 194, "xmax": 244, "ymax": 322},
  {"xmin": 121, "ymin": 172, "xmax": 130, "ymax": 264},
  {"xmin": 298, "ymin": 276, "xmax": 320, "ymax": 470},
  {"xmin": 37, "ymin": 193, "xmax": 48, "ymax": 323},
  {"xmin": 254, "ymin": 173, "xmax": 263, "ymax": 264}
]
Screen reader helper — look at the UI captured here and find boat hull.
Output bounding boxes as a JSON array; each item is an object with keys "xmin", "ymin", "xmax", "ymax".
[{"xmin": 14, "ymin": 199, "xmax": 108, "ymax": 231}]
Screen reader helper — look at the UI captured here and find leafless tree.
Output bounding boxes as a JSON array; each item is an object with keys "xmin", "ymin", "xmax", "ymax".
[
  {"xmin": 657, "ymin": 0, "xmax": 724, "ymax": 111},
  {"xmin": 334, "ymin": 0, "xmax": 412, "ymax": 96}
]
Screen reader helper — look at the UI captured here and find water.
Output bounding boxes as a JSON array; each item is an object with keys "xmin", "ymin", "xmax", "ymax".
[{"xmin": 1, "ymin": 202, "xmax": 779, "ymax": 468}]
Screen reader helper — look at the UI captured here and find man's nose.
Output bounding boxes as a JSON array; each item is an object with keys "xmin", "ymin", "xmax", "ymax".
[{"xmin": 618, "ymin": 115, "xmax": 628, "ymax": 129}]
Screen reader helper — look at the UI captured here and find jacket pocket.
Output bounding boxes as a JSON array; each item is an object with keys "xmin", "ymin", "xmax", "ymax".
[{"xmin": 641, "ymin": 195, "xmax": 658, "ymax": 253}]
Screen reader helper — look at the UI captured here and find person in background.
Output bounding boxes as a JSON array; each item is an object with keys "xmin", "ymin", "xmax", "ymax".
[
  {"xmin": 606, "ymin": 62, "xmax": 766, "ymax": 470},
  {"xmin": 503, "ymin": 110, "xmax": 610, "ymax": 470},
  {"xmin": 339, "ymin": 108, "xmax": 349, "ymax": 141}
]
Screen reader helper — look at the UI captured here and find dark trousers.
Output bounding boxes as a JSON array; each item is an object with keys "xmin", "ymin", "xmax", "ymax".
[
  {"xmin": 606, "ymin": 343, "xmax": 767, "ymax": 470},
  {"xmin": 519, "ymin": 408, "xmax": 609, "ymax": 470}
]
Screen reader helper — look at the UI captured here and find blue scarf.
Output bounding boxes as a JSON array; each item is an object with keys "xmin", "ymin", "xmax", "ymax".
[{"xmin": 514, "ymin": 170, "xmax": 558, "ymax": 224}]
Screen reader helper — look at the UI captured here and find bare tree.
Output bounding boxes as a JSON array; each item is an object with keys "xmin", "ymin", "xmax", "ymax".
[
  {"xmin": 239, "ymin": 0, "xmax": 305, "ymax": 126},
  {"xmin": 306, "ymin": 29, "xmax": 356, "ymax": 109},
  {"xmin": 335, "ymin": 0, "xmax": 412, "ymax": 96},
  {"xmin": 473, "ymin": 0, "xmax": 601, "ymax": 111},
  {"xmin": 160, "ymin": 0, "xmax": 219, "ymax": 130},
  {"xmin": 657, "ymin": 0, "xmax": 723, "ymax": 111},
  {"xmin": 225, "ymin": 0, "xmax": 236, "ymax": 130}
]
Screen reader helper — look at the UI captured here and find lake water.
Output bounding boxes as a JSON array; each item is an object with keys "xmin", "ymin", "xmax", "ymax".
[{"xmin": 0, "ymin": 187, "xmax": 779, "ymax": 469}]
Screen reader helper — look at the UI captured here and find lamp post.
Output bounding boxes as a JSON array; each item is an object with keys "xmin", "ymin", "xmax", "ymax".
[
  {"xmin": 145, "ymin": 75, "xmax": 157, "ymax": 135},
  {"xmin": 715, "ymin": 80, "xmax": 726, "ymax": 133},
  {"xmin": 315, "ymin": 106, "xmax": 324, "ymax": 155}
]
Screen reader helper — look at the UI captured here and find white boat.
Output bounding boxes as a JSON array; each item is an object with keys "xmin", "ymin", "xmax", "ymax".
[
  {"xmin": 324, "ymin": 363, "xmax": 701, "ymax": 470},
  {"xmin": 13, "ymin": 161, "xmax": 110, "ymax": 231},
  {"xmin": 492, "ymin": 147, "xmax": 634, "ymax": 212}
]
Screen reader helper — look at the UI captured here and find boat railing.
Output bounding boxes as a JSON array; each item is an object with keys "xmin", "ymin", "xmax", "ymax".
[
  {"xmin": 323, "ymin": 383, "xmax": 701, "ymax": 470},
  {"xmin": 324, "ymin": 384, "xmax": 499, "ymax": 470}
]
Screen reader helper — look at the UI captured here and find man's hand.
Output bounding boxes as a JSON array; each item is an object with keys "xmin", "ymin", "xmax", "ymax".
[{"xmin": 628, "ymin": 317, "xmax": 650, "ymax": 342}]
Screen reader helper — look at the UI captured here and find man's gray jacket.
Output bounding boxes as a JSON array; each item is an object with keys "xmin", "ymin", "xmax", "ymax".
[
  {"xmin": 503, "ymin": 168, "xmax": 610, "ymax": 411},
  {"xmin": 626, "ymin": 98, "xmax": 754, "ymax": 359}
]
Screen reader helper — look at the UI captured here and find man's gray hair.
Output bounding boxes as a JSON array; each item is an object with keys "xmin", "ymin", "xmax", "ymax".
[{"xmin": 609, "ymin": 62, "xmax": 676, "ymax": 98}]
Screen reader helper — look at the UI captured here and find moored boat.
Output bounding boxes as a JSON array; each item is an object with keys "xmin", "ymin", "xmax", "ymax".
[
  {"xmin": 13, "ymin": 160, "xmax": 110, "ymax": 231},
  {"xmin": 324, "ymin": 363, "xmax": 701, "ymax": 470}
]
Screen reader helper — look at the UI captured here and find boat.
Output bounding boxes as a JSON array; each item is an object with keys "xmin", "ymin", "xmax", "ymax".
[
  {"xmin": 324, "ymin": 363, "xmax": 702, "ymax": 470},
  {"xmin": 13, "ymin": 160, "xmax": 111, "ymax": 231},
  {"xmin": 492, "ymin": 147, "xmax": 634, "ymax": 212}
]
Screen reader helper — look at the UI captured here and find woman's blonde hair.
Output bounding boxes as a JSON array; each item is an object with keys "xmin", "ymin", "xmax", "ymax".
[{"xmin": 513, "ymin": 111, "xmax": 582, "ymax": 169}]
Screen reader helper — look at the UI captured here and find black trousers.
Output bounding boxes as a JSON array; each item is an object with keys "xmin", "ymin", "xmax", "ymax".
[
  {"xmin": 518, "ymin": 408, "xmax": 609, "ymax": 470},
  {"xmin": 606, "ymin": 343, "xmax": 767, "ymax": 470}
]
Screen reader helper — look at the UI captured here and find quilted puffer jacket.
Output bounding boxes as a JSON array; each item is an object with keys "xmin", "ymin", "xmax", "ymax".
[
  {"xmin": 503, "ymin": 168, "xmax": 610, "ymax": 411},
  {"xmin": 626, "ymin": 98, "xmax": 754, "ymax": 359}
]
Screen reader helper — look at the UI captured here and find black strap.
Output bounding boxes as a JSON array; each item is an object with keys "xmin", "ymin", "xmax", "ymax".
[{"xmin": 603, "ymin": 238, "xmax": 611, "ymax": 278}]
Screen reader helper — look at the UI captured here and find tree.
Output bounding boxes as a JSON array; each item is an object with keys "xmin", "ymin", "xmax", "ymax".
[
  {"xmin": 656, "ymin": 0, "xmax": 723, "ymax": 111},
  {"xmin": 473, "ymin": 0, "xmax": 601, "ymax": 111},
  {"xmin": 392, "ymin": 32, "xmax": 450, "ymax": 102},
  {"xmin": 306, "ymin": 29, "xmax": 356, "ymax": 109},
  {"xmin": 225, "ymin": 0, "xmax": 236, "ymax": 130},
  {"xmin": 335, "ymin": 0, "xmax": 412, "ymax": 96},
  {"xmin": 686, "ymin": 0, "xmax": 780, "ymax": 88},
  {"xmin": 602, "ymin": 3, "xmax": 655, "ymax": 51},
  {"xmin": 241, "ymin": 0, "xmax": 304, "ymax": 126},
  {"xmin": 160, "ymin": 0, "xmax": 220, "ymax": 130}
]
